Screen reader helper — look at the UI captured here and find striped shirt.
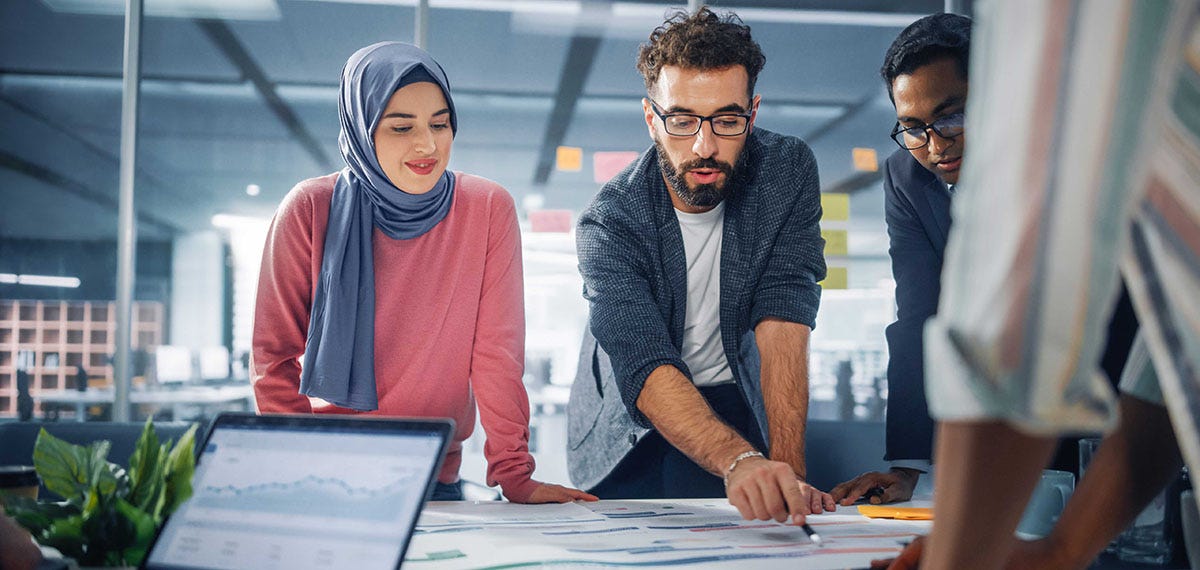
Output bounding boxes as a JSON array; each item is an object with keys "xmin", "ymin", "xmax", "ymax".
[{"xmin": 924, "ymin": 0, "xmax": 1200, "ymax": 477}]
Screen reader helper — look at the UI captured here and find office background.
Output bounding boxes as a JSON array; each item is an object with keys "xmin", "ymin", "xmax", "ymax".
[{"xmin": 0, "ymin": 0, "xmax": 972, "ymax": 485}]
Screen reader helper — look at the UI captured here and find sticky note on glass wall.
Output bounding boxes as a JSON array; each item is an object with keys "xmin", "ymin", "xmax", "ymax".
[
  {"xmin": 593, "ymin": 151, "xmax": 639, "ymax": 184},
  {"xmin": 821, "ymin": 193, "xmax": 849, "ymax": 221},
  {"xmin": 556, "ymin": 146, "xmax": 583, "ymax": 171},
  {"xmin": 820, "ymin": 267, "xmax": 848, "ymax": 289},
  {"xmin": 853, "ymin": 147, "xmax": 879, "ymax": 172},
  {"xmin": 822, "ymin": 229, "xmax": 848, "ymax": 256},
  {"xmin": 529, "ymin": 210, "xmax": 573, "ymax": 233}
]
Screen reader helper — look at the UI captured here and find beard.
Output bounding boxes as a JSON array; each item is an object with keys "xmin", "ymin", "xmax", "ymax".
[{"xmin": 654, "ymin": 137, "xmax": 748, "ymax": 209}]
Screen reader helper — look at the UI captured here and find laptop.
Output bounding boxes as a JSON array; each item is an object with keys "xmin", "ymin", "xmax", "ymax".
[{"xmin": 141, "ymin": 412, "xmax": 454, "ymax": 570}]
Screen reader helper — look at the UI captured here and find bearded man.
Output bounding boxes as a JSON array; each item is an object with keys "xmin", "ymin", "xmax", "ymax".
[{"xmin": 566, "ymin": 7, "xmax": 831, "ymax": 525}]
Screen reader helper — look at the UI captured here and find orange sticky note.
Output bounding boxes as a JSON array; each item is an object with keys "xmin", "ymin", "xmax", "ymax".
[
  {"xmin": 853, "ymin": 147, "xmax": 879, "ymax": 172},
  {"xmin": 556, "ymin": 146, "xmax": 583, "ymax": 171},
  {"xmin": 857, "ymin": 505, "xmax": 934, "ymax": 520}
]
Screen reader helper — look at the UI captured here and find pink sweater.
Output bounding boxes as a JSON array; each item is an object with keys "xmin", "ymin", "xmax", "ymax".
[{"xmin": 252, "ymin": 172, "xmax": 538, "ymax": 502}]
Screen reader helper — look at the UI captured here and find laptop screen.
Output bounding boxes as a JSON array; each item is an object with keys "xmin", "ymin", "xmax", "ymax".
[{"xmin": 142, "ymin": 413, "xmax": 452, "ymax": 570}]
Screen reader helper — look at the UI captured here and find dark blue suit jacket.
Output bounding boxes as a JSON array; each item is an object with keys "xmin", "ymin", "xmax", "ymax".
[
  {"xmin": 881, "ymin": 149, "xmax": 1138, "ymax": 468},
  {"xmin": 881, "ymin": 150, "xmax": 949, "ymax": 463}
]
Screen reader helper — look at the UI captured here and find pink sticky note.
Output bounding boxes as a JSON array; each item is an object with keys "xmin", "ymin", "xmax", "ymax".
[
  {"xmin": 593, "ymin": 151, "xmax": 639, "ymax": 184},
  {"xmin": 529, "ymin": 210, "xmax": 573, "ymax": 233}
]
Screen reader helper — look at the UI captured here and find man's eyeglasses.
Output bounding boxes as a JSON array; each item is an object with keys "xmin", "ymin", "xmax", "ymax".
[
  {"xmin": 890, "ymin": 113, "xmax": 965, "ymax": 150},
  {"xmin": 648, "ymin": 97, "xmax": 752, "ymax": 137}
]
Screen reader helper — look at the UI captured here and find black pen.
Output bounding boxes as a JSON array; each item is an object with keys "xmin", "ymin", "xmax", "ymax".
[{"xmin": 801, "ymin": 522, "xmax": 822, "ymax": 545}]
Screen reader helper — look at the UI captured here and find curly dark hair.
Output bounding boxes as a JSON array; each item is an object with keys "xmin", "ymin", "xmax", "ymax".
[
  {"xmin": 636, "ymin": 6, "xmax": 766, "ymax": 99},
  {"xmin": 880, "ymin": 13, "xmax": 971, "ymax": 102}
]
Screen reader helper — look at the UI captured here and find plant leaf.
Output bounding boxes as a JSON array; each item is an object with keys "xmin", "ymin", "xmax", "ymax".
[
  {"xmin": 41, "ymin": 514, "xmax": 87, "ymax": 561},
  {"xmin": 128, "ymin": 422, "xmax": 166, "ymax": 514},
  {"xmin": 20, "ymin": 421, "xmax": 198, "ymax": 565},
  {"xmin": 115, "ymin": 497, "xmax": 157, "ymax": 566},
  {"xmin": 32, "ymin": 428, "xmax": 106, "ymax": 501},
  {"xmin": 81, "ymin": 491, "xmax": 135, "ymax": 562},
  {"xmin": 89, "ymin": 443, "xmax": 120, "ymax": 498},
  {"xmin": 162, "ymin": 424, "xmax": 198, "ymax": 516},
  {"xmin": 4, "ymin": 496, "xmax": 78, "ymax": 537},
  {"xmin": 128, "ymin": 418, "xmax": 160, "ymax": 494}
]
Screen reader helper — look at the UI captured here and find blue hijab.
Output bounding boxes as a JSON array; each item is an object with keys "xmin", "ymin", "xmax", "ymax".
[{"xmin": 299, "ymin": 42, "xmax": 458, "ymax": 410}]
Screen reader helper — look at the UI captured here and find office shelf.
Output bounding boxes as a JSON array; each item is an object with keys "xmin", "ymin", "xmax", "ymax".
[{"xmin": 0, "ymin": 300, "xmax": 163, "ymax": 417}]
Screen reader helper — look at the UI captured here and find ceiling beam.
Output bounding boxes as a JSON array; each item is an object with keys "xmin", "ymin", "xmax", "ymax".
[
  {"xmin": 0, "ymin": 94, "xmax": 206, "ymax": 220},
  {"xmin": 822, "ymin": 170, "xmax": 880, "ymax": 194},
  {"xmin": 0, "ymin": 149, "xmax": 179, "ymax": 234},
  {"xmin": 194, "ymin": 19, "xmax": 334, "ymax": 172},
  {"xmin": 531, "ymin": 2, "xmax": 611, "ymax": 186},
  {"xmin": 803, "ymin": 92, "xmax": 878, "ymax": 144},
  {"xmin": 0, "ymin": 70, "xmax": 854, "ymax": 110}
]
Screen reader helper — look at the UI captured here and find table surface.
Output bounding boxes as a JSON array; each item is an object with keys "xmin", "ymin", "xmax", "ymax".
[{"xmin": 408, "ymin": 498, "xmax": 930, "ymax": 569}]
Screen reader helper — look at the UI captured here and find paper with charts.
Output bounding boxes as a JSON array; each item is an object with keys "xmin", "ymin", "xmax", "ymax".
[{"xmin": 407, "ymin": 499, "xmax": 929, "ymax": 568}]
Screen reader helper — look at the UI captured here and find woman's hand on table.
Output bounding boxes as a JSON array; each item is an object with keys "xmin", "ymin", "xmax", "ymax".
[{"xmin": 524, "ymin": 482, "xmax": 599, "ymax": 503}]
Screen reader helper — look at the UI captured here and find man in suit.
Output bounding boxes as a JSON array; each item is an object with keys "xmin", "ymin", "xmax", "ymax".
[
  {"xmin": 829, "ymin": 13, "xmax": 971, "ymax": 506},
  {"xmin": 567, "ymin": 7, "xmax": 834, "ymax": 524},
  {"xmin": 833, "ymin": 12, "xmax": 1138, "ymax": 507}
]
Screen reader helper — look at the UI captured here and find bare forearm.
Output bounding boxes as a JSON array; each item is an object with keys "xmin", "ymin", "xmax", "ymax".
[
  {"xmin": 926, "ymin": 421, "xmax": 1056, "ymax": 570},
  {"xmin": 637, "ymin": 364, "xmax": 757, "ymax": 476},
  {"xmin": 1047, "ymin": 395, "xmax": 1182, "ymax": 567},
  {"xmin": 756, "ymin": 319, "xmax": 810, "ymax": 477}
]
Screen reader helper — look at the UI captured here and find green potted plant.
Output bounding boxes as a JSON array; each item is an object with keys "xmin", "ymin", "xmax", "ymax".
[{"xmin": 2, "ymin": 420, "xmax": 198, "ymax": 568}]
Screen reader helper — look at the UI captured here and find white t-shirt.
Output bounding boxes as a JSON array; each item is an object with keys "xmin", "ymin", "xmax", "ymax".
[{"xmin": 675, "ymin": 202, "xmax": 734, "ymax": 387}]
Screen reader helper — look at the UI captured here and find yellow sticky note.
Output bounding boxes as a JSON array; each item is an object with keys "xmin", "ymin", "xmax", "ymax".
[
  {"xmin": 822, "ymin": 229, "xmax": 848, "ymax": 256},
  {"xmin": 820, "ymin": 267, "xmax": 848, "ymax": 289},
  {"xmin": 857, "ymin": 505, "xmax": 934, "ymax": 520},
  {"xmin": 853, "ymin": 147, "xmax": 879, "ymax": 172},
  {"xmin": 556, "ymin": 146, "xmax": 583, "ymax": 171},
  {"xmin": 821, "ymin": 193, "xmax": 849, "ymax": 221}
]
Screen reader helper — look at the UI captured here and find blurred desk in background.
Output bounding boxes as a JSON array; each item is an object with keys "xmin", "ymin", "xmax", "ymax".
[{"xmin": 35, "ymin": 384, "xmax": 253, "ymax": 422}]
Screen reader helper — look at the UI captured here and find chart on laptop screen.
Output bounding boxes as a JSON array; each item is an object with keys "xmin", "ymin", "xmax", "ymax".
[{"xmin": 145, "ymin": 425, "xmax": 442, "ymax": 570}]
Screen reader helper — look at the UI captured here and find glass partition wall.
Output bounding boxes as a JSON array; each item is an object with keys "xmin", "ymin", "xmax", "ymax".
[{"xmin": 1, "ymin": 0, "xmax": 964, "ymax": 485}]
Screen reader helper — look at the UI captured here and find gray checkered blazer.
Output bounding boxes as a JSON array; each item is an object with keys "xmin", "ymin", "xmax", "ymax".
[{"xmin": 567, "ymin": 128, "xmax": 827, "ymax": 491}]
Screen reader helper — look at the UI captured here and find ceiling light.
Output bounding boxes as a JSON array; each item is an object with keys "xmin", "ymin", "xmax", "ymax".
[
  {"xmin": 40, "ymin": 0, "xmax": 280, "ymax": 20},
  {"xmin": 295, "ymin": 0, "xmax": 581, "ymax": 14},
  {"xmin": 246, "ymin": 184, "xmax": 261, "ymax": 196},
  {"xmin": 4, "ymin": 274, "xmax": 82, "ymax": 288}
]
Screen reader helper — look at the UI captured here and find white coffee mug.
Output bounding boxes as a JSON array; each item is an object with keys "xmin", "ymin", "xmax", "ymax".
[{"xmin": 1017, "ymin": 469, "xmax": 1075, "ymax": 538}]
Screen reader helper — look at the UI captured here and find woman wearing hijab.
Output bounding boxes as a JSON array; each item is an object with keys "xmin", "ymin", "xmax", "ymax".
[{"xmin": 252, "ymin": 42, "xmax": 595, "ymax": 503}]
